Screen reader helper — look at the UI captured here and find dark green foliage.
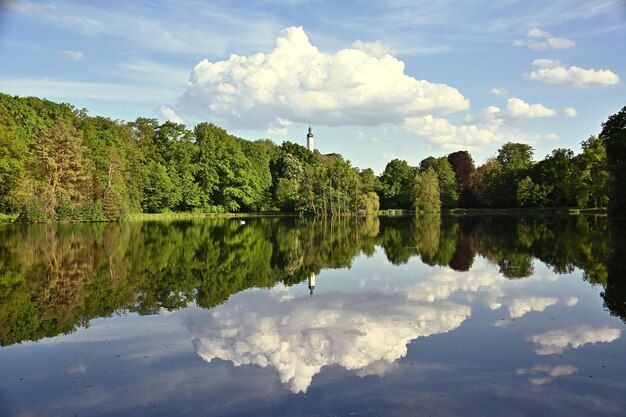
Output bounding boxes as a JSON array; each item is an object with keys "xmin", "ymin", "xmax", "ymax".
[
  {"xmin": 600, "ymin": 106, "xmax": 626, "ymax": 213},
  {"xmin": 575, "ymin": 136, "xmax": 609, "ymax": 208},
  {"xmin": 533, "ymin": 148, "xmax": 577, "ymax": 207},
  {"xmin": 379, "ymin": 159, "xmax": 414, "ymax": 209}
]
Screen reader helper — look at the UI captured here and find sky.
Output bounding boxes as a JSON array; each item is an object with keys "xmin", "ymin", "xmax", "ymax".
[{"xmin": 0, "ymin": 0, "xmax": 625, "ymax": 173}]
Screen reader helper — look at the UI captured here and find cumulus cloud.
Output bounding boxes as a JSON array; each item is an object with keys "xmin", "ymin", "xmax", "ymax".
[
  {"xmin": 61, "ymin": 49, "xmax": 83, "ymax": 60},
  {"xmin": 158, "ymin": 105, "xmax": 184, "ymax": 124},
  {"xmin": 563, "ymin": 107, "xmax": 577, "ymax": 117},
  {"xmin": 179, "ymin": 27, "xmax": 469, "ymax": 130},
  {"xmin": 527, "ymin": 59, "xmax": 620, "ymax": 87},
  {"xmin": 513, "ymin": 28, "xmax": 575, "ymax": 50},
  {"xmin": 530, "ymin": 325, "xmax": 621, "ymax": 355},
  {"xmin": 352, "ymin": 39, "xmax": 391, "ymax": 58},
  {"xmin": 506, "ymin": 98, "xmax": 556, "ymax": 118},
  {"xmin": 180, "ymin": 291, "xmax": 470, "ymax": 393},
  {"xmin": 517, "ymin": 364, "xmax": 577, "ymax": 385},
  {"xmin": 507, "ymin": 296, "xmax": 558, "ymax": 319},
  {"xmin": 490, "ymin": 87, "xmax": 509, "ymax": 97},
  {"xmin": 403, "ymin": 114, "xmax": 501, "ymax": 150},
  {"xmin": 266, "ymin": 117, "xmax": 292, "ymax": 135}
]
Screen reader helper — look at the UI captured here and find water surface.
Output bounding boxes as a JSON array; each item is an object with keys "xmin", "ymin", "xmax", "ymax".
[{"xmin": 1, "ymin": 215, "xmax": 624, "ymax": 416}]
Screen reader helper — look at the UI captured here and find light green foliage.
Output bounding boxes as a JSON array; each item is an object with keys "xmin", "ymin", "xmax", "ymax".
[
  {"xmin": 142, "ymin": 162, "xmax": 181, "ymax": 212},
  {"xmin": 497, "ymin": 142, "xmax": 534, "ymax": 171},
  {"xmin": 516, "ymin": 176, "xmax": 547, "ymax": 207},
  {"xmin": 412, "ymin": 167, "xmax": 441, "ymax": 213},
  {"xmin": 419, "ymin": 156, "xmax": 459, "ymax": 208},
  {"xmin": 357, "ymin": 192, "xmax": 380, "ymax": 215},
  {"xmin": 575, "ymin": 136, "xmax": 609, "ymax": 208},
  {"xmin": 359, "ymin": 168, "xmax": 381, "ymax": 194}
]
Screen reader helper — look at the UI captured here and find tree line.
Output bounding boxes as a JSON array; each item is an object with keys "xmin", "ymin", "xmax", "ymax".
[{"xmin": 1, "ymin": 93, "xmax": 624, "ymax": 221}]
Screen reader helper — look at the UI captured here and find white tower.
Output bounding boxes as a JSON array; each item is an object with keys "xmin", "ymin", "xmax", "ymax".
[
  {"xmin": 308, "ymin": 272, "xmax": 316, "ymax": 296},
  {"xmin": 306, "ymin": 126, "xmax": 314, "ymax": 152}
]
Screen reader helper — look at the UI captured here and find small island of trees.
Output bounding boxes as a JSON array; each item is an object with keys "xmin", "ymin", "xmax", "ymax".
[{"xmin": 0, "ymin": 92, "xmax": 624, "ymax": 222}]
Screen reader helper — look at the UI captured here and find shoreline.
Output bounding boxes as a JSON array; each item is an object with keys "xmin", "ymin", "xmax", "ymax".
[{"xmin": 0, "ymin": 207, "xmax": 610, "ymax": 224}]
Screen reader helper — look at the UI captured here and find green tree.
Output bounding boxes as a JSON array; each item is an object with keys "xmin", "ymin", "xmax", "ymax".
[
  {"xmin": 19, "ymin": 119, "xmax": 93, "ymax": 221},
  {"xmin": 534, "ymin": 148, "xmax": 576, "ymax": 207},
  {"xmin": 575, "ymin": 135, "xmax": 609, "ymax": 208},
  {"xmin": 412, "ymin": 167, "xmax": 441, "ymax": 213},
  {"xmin": 471, "ymin": 158, "xmax": 502, "ymax": 208},
  {"xmin": 0, "ymin": 123, "xmax": 30, "ymax": 213},
  {"xmin": 379, "ymin": 159, "xmax": 414, "ymax": 209},
  {"xmin": 599, "ymin": 105, "xmax": 626, "ymax": 213},
  {"xmin": 419, "ymin": 156, "xmax": 459, "ymax": 208},
  {"xmin": 516, "ymin": 176, "xmax": 547, "ymax": 207}
]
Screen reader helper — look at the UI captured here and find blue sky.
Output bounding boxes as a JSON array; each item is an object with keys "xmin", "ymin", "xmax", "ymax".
[{"xmin": 0, "ymin": 0, "xmax": 624, "ymax": 173}]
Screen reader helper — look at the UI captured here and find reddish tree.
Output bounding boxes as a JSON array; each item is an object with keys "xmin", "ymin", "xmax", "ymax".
[{"xmin": 447, "ymin": 151, "xmax": 476, "ymax": 207}]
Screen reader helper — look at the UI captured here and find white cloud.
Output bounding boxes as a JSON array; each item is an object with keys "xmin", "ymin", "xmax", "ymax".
[
  {"xmin": 158, "ymin": 105, "xmax": 184, "ymax": 124},
  {"xmin": 530, "ymin": 325, "xmax": 621, "ymax": 355},
  {"xmin": 403, "ymin": 114, "xmax": 501, "ymax": 150},
  {"xmin": 266, "ymin": 117, "xmax": 292, "ymax": 136},
  {"xmin": 506, "ymin": 97, "xmax": 556, "ymax": 118},
  {"xmin": 181, "ymin": 292, "xmax": 470, "ymax": 393},
  {"xmin": 563, "ymin": 107, "xmax": 577, "ymax": 117},
  {"xmin": 61, "ymin": 49, "xmax": 83, "ymax": 60},
  {"xmin": 517, "ymin": 364, "xmax": 577, "ymax": 385},
  {"xmin": 352, "ymin": 39, "xmax": 391, "ymax": 58},
  {"xmin": 179, "ymin": 27, "xmax": 469, "ymax": 130},
  {"xmin": 528, "ymin": 59, "xmax": 620, "ymax": 87},
  {"xmin": 514, "ymin": 28, "xmax": 575, "ymax": 50},
  {"xmin": 490, "ymin": 87, "xmax": 509, "ymax": 97},
  {"xmin": 527, "ymin": 28, "xmax": 550, "ymax": 38}
]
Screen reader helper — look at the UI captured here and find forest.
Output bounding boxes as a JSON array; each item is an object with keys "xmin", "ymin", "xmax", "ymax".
[{"xmin": 1, "ymin": 92, "xmax": 625, "ymax": 222}]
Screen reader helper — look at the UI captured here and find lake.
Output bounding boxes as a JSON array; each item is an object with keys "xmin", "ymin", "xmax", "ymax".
[{"xmin": 1, "ymin": 215, "xmax": 624, "ymax": 416}]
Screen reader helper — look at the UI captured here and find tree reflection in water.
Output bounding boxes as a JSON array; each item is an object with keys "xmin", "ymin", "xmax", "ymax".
[{"xmin": 0, "ymin": 214, "xmax": 624, "ymax": 346}]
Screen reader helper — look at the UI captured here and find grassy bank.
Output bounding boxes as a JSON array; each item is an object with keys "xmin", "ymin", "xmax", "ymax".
[{"xmin": 124, "ymin": 211, "xmax": 302, "ymax": 222}]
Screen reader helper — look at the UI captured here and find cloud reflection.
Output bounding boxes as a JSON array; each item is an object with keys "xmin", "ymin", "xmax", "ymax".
[
  {"xmin": 516, "ymin": 364, "xmax": 577, "ymax": 385},
  {"xmin": 530, "ymin": 325, "xmax": 621, "ymax": 355},
  {"xmin": 181, "ymin": 291, "xmax": 470, "ymax": 393}
]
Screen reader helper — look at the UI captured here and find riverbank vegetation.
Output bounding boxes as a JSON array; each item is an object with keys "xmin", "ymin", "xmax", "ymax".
[{"xmin": 1, "ymin": 93, "xmax": 624, "ymax": 222}]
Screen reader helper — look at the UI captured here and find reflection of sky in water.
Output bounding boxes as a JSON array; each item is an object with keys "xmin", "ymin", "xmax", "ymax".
[
  {"xmin": 183, "ymin": 292, "xmax": 469, "ymax": 393},
  {"xmin": 181, "ymin": 253, "xmax": 622, "ymax": 393},
  {"xmin": 1, "ymin": 249, "xmax": 625, "ymax": 416}
]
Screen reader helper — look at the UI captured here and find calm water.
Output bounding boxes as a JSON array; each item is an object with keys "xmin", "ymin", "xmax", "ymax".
[{"xmin": 0, "ymin": 215, "xmax": 624, "ymax": 417}]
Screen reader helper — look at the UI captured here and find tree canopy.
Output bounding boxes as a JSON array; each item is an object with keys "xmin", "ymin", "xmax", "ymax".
[{"xmin": 0, "ymin": 93, "xmax": 621, "ymax": 220}]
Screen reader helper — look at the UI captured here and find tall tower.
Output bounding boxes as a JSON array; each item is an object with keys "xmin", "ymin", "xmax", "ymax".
[
  {"xmin": 308, "ymin": 272, "xmax": 316, "ymax": 296},
  {"xmin": 306, "ymin": 126, "xmax": 314, "ymax": 152}
]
